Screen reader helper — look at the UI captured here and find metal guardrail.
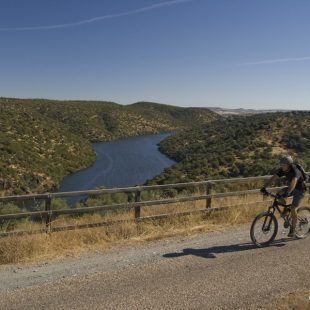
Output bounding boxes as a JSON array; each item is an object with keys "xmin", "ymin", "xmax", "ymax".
[{"xmin": 0, "ymin": 175, "xmax": 309, "ymax": 236}]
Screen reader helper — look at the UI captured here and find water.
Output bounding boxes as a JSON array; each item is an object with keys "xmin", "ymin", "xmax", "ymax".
[{"xmin": 59, "ymin": 133, "xmax": 175, "ymax": 205}]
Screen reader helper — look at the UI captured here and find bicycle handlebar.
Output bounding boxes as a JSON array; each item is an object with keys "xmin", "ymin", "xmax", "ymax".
[
  {"xmin": 261, "ymin": 189, "xmax": 277, "ymax": 198},
  {"xmin": 261, "ymin": 189, "xmax": 292, "ymax": 209}
]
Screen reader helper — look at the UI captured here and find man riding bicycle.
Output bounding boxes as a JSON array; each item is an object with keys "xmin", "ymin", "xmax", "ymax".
[{"xmin": 261, "ymin": 155, "xmax": 307, "ymax": 238}]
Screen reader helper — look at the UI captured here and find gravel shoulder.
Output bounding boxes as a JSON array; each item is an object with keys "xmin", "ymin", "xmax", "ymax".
[{"xmin": 0, "ymin": 223, "xmax": 309, "ymax": 309}]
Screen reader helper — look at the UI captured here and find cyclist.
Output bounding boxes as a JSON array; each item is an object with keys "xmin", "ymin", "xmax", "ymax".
[{"xmin": 261, "ymin": 155, "xmax": 306, "ymax": 238}]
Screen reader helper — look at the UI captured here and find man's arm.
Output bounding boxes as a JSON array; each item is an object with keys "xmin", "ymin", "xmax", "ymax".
[
  {"xmin": 264, "ymin": 174, "xmax": 279, "ymax": 188},
  {"xmin": 287, "ymin": 177, "xmax": 298, "ymax": 196}
]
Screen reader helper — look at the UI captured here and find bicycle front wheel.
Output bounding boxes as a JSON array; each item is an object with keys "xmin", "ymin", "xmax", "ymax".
[
  {"xmin": 295, "ymin": 207, "xmax": 310, "ymax": 238},
  {"xmin": 250, "ymin": 211, "xmax": 278, "ymax": 247}
]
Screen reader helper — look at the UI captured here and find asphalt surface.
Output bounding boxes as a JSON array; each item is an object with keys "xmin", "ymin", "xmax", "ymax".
[{"xmin": 0, "ymin": 223, "xmax": 309, "ymax": 309}]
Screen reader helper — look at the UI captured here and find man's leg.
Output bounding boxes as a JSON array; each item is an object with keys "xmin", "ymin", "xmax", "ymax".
[
  {"xmin": 288, "ymin": 190, "xmax": 305, "ymax": 237},
  {"xmin": 290, "ymin": 208, "xmax": 298, "ymax": 231},
  {"xmin": 277, "ymin": 187, "xmax": 288, "ymax": 205}
]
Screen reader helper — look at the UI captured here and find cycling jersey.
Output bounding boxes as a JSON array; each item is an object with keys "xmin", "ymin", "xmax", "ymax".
[{"xmin": 276, "ymin": 165, "xmax": 306, "ymax": 192}]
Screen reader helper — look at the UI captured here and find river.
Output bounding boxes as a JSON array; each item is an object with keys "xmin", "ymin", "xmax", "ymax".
[{"xmin": 59, "ymin": 133, "xmax": 175, "ymax": 205}]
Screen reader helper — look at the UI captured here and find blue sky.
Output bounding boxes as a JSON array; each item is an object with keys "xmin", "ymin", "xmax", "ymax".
[{"xmin": 0, "ymin": 0, "xmax": 309, "ymax": 109}]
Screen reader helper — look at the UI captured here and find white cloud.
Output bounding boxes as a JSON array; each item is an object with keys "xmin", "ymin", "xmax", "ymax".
[
  {"xmin": 238, "ymin": 55, "xmax": 310, "ymax": 66},
  {"xmin": 0, "ymin": 0, "xmax": 195, "ymax": 31}
]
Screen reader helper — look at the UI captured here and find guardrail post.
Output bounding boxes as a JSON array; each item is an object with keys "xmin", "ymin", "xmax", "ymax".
[
  {"xmin": 134, "ymin": 190, "xmax": 141, "ymax": 219},
  {"xmin": 206, "ymin": 183, "xmax": 212, "ymax": 209},
  {"xmin": 45, "ymin": 195, "xmax": 52, "ymax": 233}
]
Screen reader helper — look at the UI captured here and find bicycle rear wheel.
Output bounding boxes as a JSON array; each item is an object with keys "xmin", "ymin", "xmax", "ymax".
[
  {"xmin": 295, "ymin": 207, "xmax": 310, "ymax": 238},
  {"xmin": 250, "ymin": 211, "xmax": 278, "ymax": 247}
]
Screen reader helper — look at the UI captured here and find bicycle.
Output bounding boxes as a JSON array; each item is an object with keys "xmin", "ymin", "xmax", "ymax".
[{"xmin": 250, "ymin": 189, "xmax": 310, "ymax": 247}]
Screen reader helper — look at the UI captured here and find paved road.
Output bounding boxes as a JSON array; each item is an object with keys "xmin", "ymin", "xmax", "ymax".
[{"xmin": 0, "ymin": 224, "xmax": 309, "ymax": 309}]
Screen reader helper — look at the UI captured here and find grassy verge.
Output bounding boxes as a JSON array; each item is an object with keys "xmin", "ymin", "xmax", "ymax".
[
  {"xmin": 268, "ymin": 289, "xmax": 310, "ymax": 309},
  {"xmin": 0, "ymin": 195, "xmax": 270, "ymax": 265},
  {"xmin": 1, "ymin": 193, "xmax": 308, "ymax": 265}
]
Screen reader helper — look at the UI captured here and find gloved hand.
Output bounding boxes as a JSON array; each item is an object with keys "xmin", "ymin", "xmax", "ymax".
[{"xmin": 260, "ymin": 187, "xmax": 268, "ymax": 195}]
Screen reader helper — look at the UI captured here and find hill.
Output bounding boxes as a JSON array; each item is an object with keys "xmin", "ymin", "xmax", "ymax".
[
  {"xmin": 0, "ymin": 98, "xmax": 218, "ymax": 195},
  {"xmin": 0, "ymin": 100, "xmax": 95, "ymax": 195},
  {"xmin": 150, "ymin": 111, "xmax": 310, "ymax": 184},
  {"xmin": 129, "ymin": 102, "xmax": 220, "ymax": 126}
]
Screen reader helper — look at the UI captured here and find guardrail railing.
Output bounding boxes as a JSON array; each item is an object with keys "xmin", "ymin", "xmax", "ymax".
[{"xmin": 0, "ymin": 174, "xmax": 309, "ymax": 236}]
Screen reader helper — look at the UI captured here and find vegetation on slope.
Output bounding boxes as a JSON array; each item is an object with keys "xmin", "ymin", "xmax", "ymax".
[
  {"xmin": 0, "ymin": 98, "xmax": 218, "ymax": 195},
  {"xmin": 14, "ymin": 99, "xmax": 219, "ymax": 141},
  {"xmin": 0, "ymin": 100, "xmax": 95, "ymax": 195},
  {"xmin": 129, "ymin": 101, "xmax": 220, "ymax": 128},
  {"xmin": 151, "ymin": 112, "xmax": 310, "ymax": 184}
]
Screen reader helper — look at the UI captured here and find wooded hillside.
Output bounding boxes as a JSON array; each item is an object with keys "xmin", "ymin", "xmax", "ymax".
[
  {"xmin": 151, "ymin": 112, "xmax": 310, "ymax": 184},
  {"xmin": 0, "ymin": 98, "xmax": 218, "ymax": 195}
]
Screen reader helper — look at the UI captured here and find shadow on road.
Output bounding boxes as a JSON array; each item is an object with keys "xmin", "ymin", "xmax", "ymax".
[{"xmin": 162, "ymin": 239, "xmax": 294, "ymax": 259}]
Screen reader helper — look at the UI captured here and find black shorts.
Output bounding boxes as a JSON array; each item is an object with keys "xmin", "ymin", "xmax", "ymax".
[{"xmin": 278, "ymin": 187, "xmax": 305, "ymax": 210}]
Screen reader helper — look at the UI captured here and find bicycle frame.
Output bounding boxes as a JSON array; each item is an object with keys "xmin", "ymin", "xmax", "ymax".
[
  {"xmin": 251, "ymin": 190, "xmax": 310, "ymax": 246},
  {"xmin": 263, "ymin": 192, "xmax": 292, "ymax": 231},
  {"xmin": 268, "ymin": 198, "xmax": 291, "ymax": 216}
]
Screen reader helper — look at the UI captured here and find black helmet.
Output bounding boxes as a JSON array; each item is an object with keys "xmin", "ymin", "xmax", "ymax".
[{"xmin": 279, "ymin": 155, "xmax": 294, "ymax": 165}]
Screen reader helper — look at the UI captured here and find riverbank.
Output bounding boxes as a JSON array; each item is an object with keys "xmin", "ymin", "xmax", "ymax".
[{"xmin": 58, "ymin": 133, "xmax": 176, "ymax": 205}]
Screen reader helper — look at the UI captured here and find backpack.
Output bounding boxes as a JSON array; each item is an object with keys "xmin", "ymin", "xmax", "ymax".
[{"xmin": 295, "ymin": 163, "xmax": 309, "ymax": 189}]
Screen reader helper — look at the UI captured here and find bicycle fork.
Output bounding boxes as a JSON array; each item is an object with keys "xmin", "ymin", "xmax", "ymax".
[{"xmin": 262, "ymin": 210, "xmax": 275, "ymax": 232}]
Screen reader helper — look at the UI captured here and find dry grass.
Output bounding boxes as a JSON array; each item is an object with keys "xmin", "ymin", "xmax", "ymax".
[
  {"xmin": 1, "ymin": 193, "xmax": 309, "ymax": 265},
  {"xmin": 267, "ymin": 289, "xmax": 310, "ymax": 310},
  {"xmin": 0, "ymin": 194, "xmax": 270, "ymax": 265}
]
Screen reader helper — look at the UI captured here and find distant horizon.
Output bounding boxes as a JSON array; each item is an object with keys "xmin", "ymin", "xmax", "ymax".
[{"xmin": 1, "ymin": 95, "xmax": 309, "ymax": 111}]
